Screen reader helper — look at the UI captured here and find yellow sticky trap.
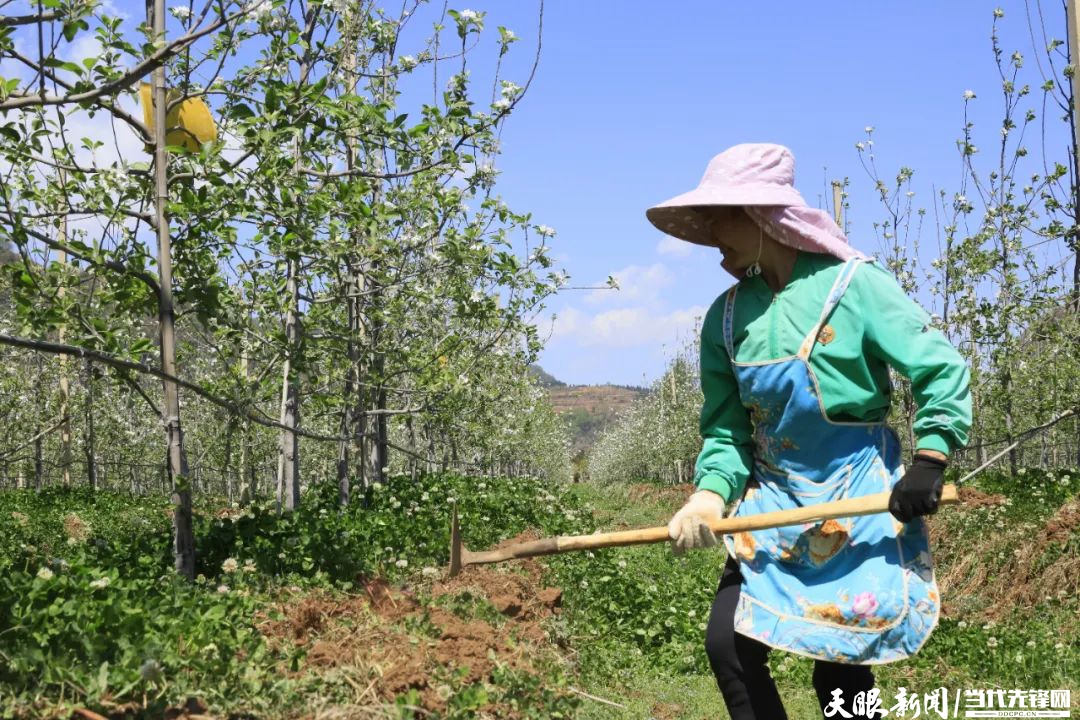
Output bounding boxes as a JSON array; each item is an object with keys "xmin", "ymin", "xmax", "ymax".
[{"xmin": 139, "ymin": 82, "xmax": 218, "ymax": 152}]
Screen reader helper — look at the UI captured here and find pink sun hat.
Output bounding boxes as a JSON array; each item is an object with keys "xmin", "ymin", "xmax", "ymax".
[{"xmin": 645, "ymin": 143, "xmax": 869, "ymax": 262}]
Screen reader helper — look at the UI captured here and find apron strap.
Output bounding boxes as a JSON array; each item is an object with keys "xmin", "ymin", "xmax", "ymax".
[
  {"xmin": 797, "ymin": 257, "xmax": 864, "ymax": 360},
  {"xmin": 722, "ymin": 285, "xmax": 739, "ymax": 359}
]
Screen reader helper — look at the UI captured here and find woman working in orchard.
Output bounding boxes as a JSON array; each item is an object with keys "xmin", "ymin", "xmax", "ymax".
[{"xmin": 650, "ymin": 144, "xmax": 972, "ymax": 719}]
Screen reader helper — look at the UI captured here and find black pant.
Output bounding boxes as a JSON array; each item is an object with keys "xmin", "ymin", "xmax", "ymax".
[{"xmin": 705, "ymin": 556, "xmax": 875, "ymax": 719}]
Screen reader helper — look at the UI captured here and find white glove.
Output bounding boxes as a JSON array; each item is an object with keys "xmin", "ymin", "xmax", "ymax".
[{"xmin": 667, "ymin": 489, "xmax": 726, "ymax": 556}]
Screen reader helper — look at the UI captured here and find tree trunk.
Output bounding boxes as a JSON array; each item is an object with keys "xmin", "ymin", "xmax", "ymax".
[
  {"xmin": 34, "ymin": 353, "xmax": 44, "ymax": 490},
  {"xmin": 337, "ymin": 266, "xmax": 362, "ymax": 506},
  {"xmin": 238, "ymin": 346, "xmax": 254, "ymax": 506},
  {"xmin": 83, "ymin": 360, "xmax": 97, "ymax": 490},
  {"xmin": 151, "ymin": 0, "xmax": 194, "ymax": 580},
  {"xmin": 223, "ymin": 417, "xmax": 236, "ymax": 505},
  {"xmin": 56, "ymin": 180, "xmax": 73, "ymax": 488},
  {"xmin": 277, "ymin": 256, "xmax": 301, "ymax": 512},
  {"xmin": 33, "ymin": 434, "xmax": 43, "ymax": 491},
  {"xmin": 337, "ymin": 11, "xmax": 368, "ymax": 505}
]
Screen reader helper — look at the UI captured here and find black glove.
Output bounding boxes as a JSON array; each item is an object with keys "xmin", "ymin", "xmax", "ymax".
[{"xmin": 889, "ymin": 455, "xmax": 947, "ymax": 523}]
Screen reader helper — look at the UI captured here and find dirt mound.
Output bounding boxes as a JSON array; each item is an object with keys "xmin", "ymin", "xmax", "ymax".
[
  {"xmin": 956, "ymin": 486, "xmax": 1007, "ymax": 509},
  {"xmin": 257, "ymin": 530, "xmax": 567, "ymax": 716},
  {"xmin": 986, "ymin": 497, "xmax": 1080, "ymax": 619},
  {"xmin": 1043, "ymin": 498, "xmax": 1080, "ymax": 545},
  {"xmin": 936, "ymin": 495, "xmax": 1080, "ymax": 622}
]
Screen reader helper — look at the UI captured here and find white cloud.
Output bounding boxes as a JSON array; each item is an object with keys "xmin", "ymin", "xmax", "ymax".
[
  {"xmin": 550, "ymin": 304, "xmax": 706, "ymax": 349},
  {"xmin": 656, "ymin": 235, "xmax": 696, "ymax": 258},
  {"xmin": 585, "ymin": 262, "xmax": 673, "ymax": 305}
]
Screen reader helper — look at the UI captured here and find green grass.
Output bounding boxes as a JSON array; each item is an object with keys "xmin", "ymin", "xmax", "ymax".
[
  {"xmin": 553, "ymin": 474, "xmax": 1080, "ymax": 719},
  {"xmin": 0, "ymin": 475, "xmax": 592, "ymax": 718},
  {"xmin": 2, "ymin": 468, "xmax": 1076, "ymax": 718}
]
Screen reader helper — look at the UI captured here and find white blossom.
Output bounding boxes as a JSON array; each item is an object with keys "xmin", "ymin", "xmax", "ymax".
[
  {"xmin": 459, "ymin": 9, "xmax": 479, "ymax": 21},
  {"xmin": 169, "ymin": 5, "xmax": 192, "ymax": 19},
  {"xmin": 90, "ymin": 577, "xmax": 110, "ymax": 589},
  {"xmin": 222, "ymin": 558, "xmax": 239, "ymax": 573},
  {"xmin": 963, "ymin": 89, "xmax": 976, "ymax": 100},
  {"xmin": 36, "ymin": 567, "xmax": 54, "ymax": 580},
  {"xmin": 217, "ymin": 584, "xmax": 230, "ymax": 594},
  {"xmin": 245, "ymin": 0, "xmax": 272, "ymax": 20},
  {"xmin": 395, "ymin": 559, "xmax": 408, "ymax": 568}
]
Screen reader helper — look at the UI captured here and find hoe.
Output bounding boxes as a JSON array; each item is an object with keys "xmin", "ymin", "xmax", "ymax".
[{"xmin": 448, "ymin": 484, "xmax": 959, "ymax": 577}]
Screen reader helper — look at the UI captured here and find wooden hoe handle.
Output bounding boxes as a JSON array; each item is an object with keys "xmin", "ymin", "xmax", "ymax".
[{"xmin": 457, "ymin": 484, "xmax": 958, "ymax": 567}]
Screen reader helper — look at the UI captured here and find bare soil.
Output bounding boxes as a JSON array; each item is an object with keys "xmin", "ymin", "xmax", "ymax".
[
  {"xmin": 257, "ymin": 531, "xmax": 566, "ymax": 717},
  {"xmin": 956, "ymin": 486, "xmax": 1007, "ymax": 509}
]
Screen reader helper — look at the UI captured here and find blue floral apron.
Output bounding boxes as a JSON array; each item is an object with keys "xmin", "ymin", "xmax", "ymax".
[{"xmin": 720, "ymin": 257, "xmax": 940, "ymax": 665}]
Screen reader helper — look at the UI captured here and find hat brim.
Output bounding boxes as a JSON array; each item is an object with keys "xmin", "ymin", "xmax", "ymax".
[{"xmin": 645, "ymin": 185, "xmax": 806, "ymax": 246}]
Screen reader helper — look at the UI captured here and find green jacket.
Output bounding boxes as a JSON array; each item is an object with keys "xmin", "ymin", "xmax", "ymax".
[{"xmin": 694, "ymin": 251, "xmax": 972, "ymax": 503}]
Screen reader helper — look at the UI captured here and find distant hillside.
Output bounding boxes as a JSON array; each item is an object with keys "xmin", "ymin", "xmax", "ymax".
[
  {"xmin": 527, "ymin": 364, "xmax": 565, "ymax": 388},
  {"xmin": 533, "ymin": 366, "xmax": 647, "ymax": 457}
]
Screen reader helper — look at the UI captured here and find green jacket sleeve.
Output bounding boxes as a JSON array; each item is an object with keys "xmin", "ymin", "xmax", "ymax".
[
  {"xmin": 694, "ymin": 295, "xmax": 754, "ymax": 502},
  {"xmin": 855, "ymin": 262, "xmax": 972, "ymax": 456}
]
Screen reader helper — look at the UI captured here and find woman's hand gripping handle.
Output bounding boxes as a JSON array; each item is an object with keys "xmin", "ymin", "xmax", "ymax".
[{"xmin": 667, "ymin": 489, "xmax": 726, "ymax": 556}]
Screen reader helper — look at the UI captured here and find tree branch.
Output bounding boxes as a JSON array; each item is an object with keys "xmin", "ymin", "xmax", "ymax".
[
  {"xmin": 0, "ymin": 334, "xmax": 426, "ymax": 442},
  {"xmin": 0, "ymin": 9, "xmax": 239, "ymax": 111},
  {"xmin": 0, "ymin": 10, "xmax": 59, "ymax": 26}
]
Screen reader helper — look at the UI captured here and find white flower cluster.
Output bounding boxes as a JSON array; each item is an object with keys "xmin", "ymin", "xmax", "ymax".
[
  {"xmin": 589, "ymin": 340, "xmax": 705, "ymax": 486},
  {"xmin": 245, "ymin": 0, "xmax": 272, "ymax": 21}
]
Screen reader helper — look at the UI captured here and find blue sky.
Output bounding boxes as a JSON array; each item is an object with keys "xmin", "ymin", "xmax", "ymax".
[
  {"xmin": 467, "ymin": 1, "xmax": 1076, "ymax": 386},
  {"xmin": 3, "ymin": 0, "xmax": 1072, "ymax": 388}
]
